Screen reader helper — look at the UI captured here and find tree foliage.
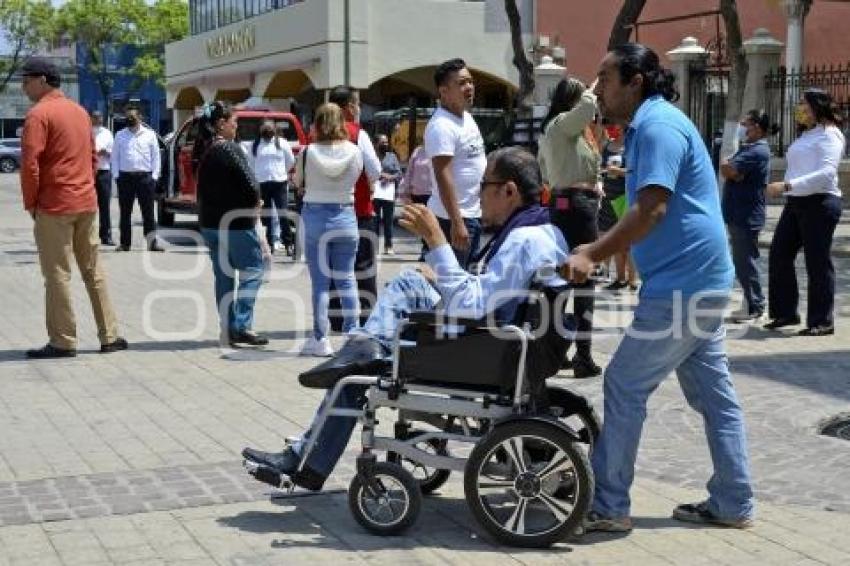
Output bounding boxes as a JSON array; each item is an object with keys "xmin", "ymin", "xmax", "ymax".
[
  {"xmin": 0, "ymin": 0, "xmax": 55, "ymax": 93},
  {"xmin": 55, "ymin": 0, "xmax": 188, "ymax": 112}
]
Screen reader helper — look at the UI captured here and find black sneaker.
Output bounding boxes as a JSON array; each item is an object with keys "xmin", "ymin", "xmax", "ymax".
[
  {"xmin": 242, "ymin": 446, "xmax": 300, "ymax": 475},
  {"xmin": 229, "ymin": 330, "xmax": 269, "ymax": 347},
  {"xmin": 733, "ymin": 311, "xmax": 764, "ymax": 324},
  {"xmin": 26, "ymin": 344, "xmax": 76, "ymax": 359},
  {"xmin": 572, "ymin": 353, "xmax": 602, "ymax": 379},
  {"xmin": 604, "ymin": 280, "xmax": 628, "ymax": 292},
  {"xmin": 763, "ymin": 315, "xmax": 801, "ymax": 330},
  {"xmin": 115, "ymin": 245, "xmax": 130, "ymax": 252},
  {"xmin": 798, "ymin": 324, "xmax": 835, "ymax": 336},
  {"xmin": 672, "ymin": 501, "xmax": 753, "ymax": 529},
  {"xmin": 100, "ymin": 337, "xmax": 129, "ymax": 353}
]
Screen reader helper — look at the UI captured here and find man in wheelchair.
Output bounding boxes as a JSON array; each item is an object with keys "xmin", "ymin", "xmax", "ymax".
[{"xmin": 243, "ymin": 146, "xmax": 569, "ymax": 492}]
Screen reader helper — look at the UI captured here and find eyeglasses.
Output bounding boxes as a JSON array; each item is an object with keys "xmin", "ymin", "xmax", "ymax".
[{"xmin": 480, "ymin": 179, "xmax": 505, "ymax": 192}]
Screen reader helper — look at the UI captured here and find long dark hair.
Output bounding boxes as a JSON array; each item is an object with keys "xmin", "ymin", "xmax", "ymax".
[
  {"xmin": 192, "ymin": 101, "xmax": 233, "ymax": 173},
  {"xmin": 744, "ymin": 109, "xmax": 780, "ymax": 136},
  {"xmin": 803, "ymin": 88, "xmax": 844, "ymax": 127},
  {"xmin": 252, "ymin": 120, "xmax": 281, "ymax": 156},
  {"xmin": 610, "ymin": 42, "xmax": 679, "ymax": 103},
  {"xmin": 540, "ymin": 78, "xmax": 585, "ymax": 133}
]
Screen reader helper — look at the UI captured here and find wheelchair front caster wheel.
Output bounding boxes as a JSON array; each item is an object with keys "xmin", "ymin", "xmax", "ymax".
[{"xmin": 348, "ymin": 462, "xmax": 422, "ymax": 536}]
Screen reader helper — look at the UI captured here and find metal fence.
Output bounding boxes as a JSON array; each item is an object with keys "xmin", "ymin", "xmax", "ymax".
[
  {"xmin": 764, "ymin": 64, "xmax": 850, "ymax": 157},
  {"xmin": 688, "ymin": 63, "xmax": 729, "ymax": 151}
]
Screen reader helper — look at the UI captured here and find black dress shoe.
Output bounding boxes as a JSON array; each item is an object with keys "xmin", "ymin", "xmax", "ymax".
[
  {"xmin": 798, "ymin": 325, "xmax": 835, "ymax": 336},
  {"xmin": 115, "ymin": 245, "xmax": 130, "ymax": 252},
  {"xmin": 242, "ymin": 446, "xmax": 300, "ymax": 475},
  {"xmin": 101, "ymin": 239, "xmax": 116, "ymax": 246},
  {"xmin": 148, "ymin": 243, "xmax": 165, "ymax": 252},
  {"xmin": 572, "ymin": 353, "xmax": 602, "ymax": 379},
  {"xmin": 101, "ymin": 337, "xmax": 129, "ymax": 353},
  {"xmin": 26, "ymin": 344, "xmax": 76, "ymax": 359},
  {"xmin": 764, "ymin": 315, "xmax": 801, "ymax": 330},
  {"xmin": 229, "ymin": 330, "xmax": 269, "ymax": 347},
  {"xmin": 299, "ymin": 336, "xmax": 389, "ymax": 389}
]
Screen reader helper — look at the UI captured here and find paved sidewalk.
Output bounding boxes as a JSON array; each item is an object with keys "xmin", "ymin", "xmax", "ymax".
[{"xmin": 0, "ymin": 174, "xmax": 848, "ymax": 564}]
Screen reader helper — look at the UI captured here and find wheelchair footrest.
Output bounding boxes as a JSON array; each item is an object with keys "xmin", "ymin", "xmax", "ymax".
[{"xmin": 243, "ymin": 459, "xmax": 294, "ymax": 493}]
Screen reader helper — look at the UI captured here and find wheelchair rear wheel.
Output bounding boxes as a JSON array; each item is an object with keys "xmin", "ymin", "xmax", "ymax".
[
  {"xmin": 387, "ymin": 432, "xmax": 452, "ymax": 495},
  {"xmin": 545, "ymin": 386, "xmax": 601, "ymax": 451},
  {"xmin": 348, "ymin": 462, "xmax": 422, "ymax": 536},
  {"xmin": 464, "ymin": 420, "xmax": 593, "ymax": 547}
]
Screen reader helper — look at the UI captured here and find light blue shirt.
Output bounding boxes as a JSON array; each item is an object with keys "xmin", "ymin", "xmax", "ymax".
[
  {"xmin": 624, "ymin": 95, "xmax": 733, "ymax": 297},
  {"xmin": 425, "ymin": 224, "xmax": 568, "ymax": 322}
]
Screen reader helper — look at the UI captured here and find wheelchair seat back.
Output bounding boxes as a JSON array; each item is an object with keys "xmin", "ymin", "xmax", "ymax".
[{"xmin": 397, "ymin": 284, "xmax": 571, "ymax": 397}]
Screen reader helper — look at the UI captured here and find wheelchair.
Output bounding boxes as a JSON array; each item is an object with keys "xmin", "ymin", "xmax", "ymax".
[{"xmin": 248, "ymin": 283, "xmax": 599, "ymax": 548}]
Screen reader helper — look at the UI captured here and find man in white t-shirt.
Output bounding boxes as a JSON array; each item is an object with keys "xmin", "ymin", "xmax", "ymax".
[
  {"xmin": 91, "ymin": 110, "xmax": 115, "ymax": 245},
  {"xmin": 423, "ymin": 58, "xmax": 486, "ymax": 268}
]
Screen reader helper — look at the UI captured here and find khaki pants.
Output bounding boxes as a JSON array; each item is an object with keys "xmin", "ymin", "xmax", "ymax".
[{"xmin": 33, "ymin": 211, "xmax": 119, "ymax": 350}]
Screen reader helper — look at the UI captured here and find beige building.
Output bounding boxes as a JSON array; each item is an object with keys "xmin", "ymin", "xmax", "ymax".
[{"xmin": 165, "ymin": 0, "xmax": 534, "ymax": 125}]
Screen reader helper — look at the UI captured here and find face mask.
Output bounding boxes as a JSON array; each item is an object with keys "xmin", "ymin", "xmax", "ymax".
[
  {"xmin": 794, "ymin": 106, "xmax": 812, "ymax": 127},
  {"xmin": 378, "ymin": 144, "xmax": 389, "ymax": 153},
  {"xmin": 261, "ymin": 131, "xmax": 273, "ymax": 140},
  {"xmin": 736, "ymin": 124, "xmax": 748, "ymax": 142}
]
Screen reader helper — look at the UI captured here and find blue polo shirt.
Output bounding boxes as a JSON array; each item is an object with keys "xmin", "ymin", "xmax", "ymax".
[
  {"xmin": 721, "ymin": 139, "xmax": 770, "ymax": 230},
  {"xmin": 624, "ymin": 95, "xmax": 733, "ymax": 297}
]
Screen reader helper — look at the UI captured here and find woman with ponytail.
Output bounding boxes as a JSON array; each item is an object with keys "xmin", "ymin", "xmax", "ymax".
[
  {"xmin": 537, "ymin": 76, "xmax": 603, "ymax": 378},
  {"xmin": 720, "ymin": 110, "xmax": 779, "ymax": 323},
  {"xmin": 194, "ymin": 101, "xmax": 268, "ymax": 347}
]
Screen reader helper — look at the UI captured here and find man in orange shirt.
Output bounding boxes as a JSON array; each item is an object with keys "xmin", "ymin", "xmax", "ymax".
[{"xmin": 20, "ymin": 57, "xmax": 127, "ymax": 359}]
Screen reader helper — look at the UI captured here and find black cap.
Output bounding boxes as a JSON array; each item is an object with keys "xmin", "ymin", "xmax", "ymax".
[{"xmin": 21, "ymin": 57, "xmax": 60, "ymax": 81}]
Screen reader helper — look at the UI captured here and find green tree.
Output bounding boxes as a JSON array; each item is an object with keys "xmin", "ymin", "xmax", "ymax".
[
  {"xmin": 132, "ymin": 0, "xmax": 189, "ymax": 90},
  {"xmin": 56, "ymin": 0, "xmax": 146, "ymax": 114},
  {"xmin": 0, "ymin": 0, "xmax": 55, "ymax": 93}
]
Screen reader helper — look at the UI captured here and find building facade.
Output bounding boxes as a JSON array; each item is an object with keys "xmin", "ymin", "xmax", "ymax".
[{"xmin": 165, "ymin": 0, "xmax": 533, "ymax": 126}]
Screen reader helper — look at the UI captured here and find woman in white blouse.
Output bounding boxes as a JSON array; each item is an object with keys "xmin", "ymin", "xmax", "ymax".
[
  {"xmin": 765, "ymin": 89, "xmax": 846, "ymax": 336},
  {"xmin": 252, "ymin": 121, "xmax": 296, "ymax": 254}
]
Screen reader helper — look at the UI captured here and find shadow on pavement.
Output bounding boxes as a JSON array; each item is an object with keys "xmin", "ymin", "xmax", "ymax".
[
  {"xmin": 218, "ymin": 491, "xmax": 579, "ymax": 554},
  {"xmin": 729, "ymin": 348, "xmax": 850, "ymax": 401}
]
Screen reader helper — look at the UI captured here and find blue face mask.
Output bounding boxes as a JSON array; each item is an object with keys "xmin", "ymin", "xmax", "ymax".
[{"xmin": 736, "ymin": 124, "xmax": 748, "ymax": 143}]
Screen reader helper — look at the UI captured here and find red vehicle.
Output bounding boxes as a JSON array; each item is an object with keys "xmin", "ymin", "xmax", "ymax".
[{"xmin": 158, "ymin": 108, "xmax": 307, "ymax": 226}]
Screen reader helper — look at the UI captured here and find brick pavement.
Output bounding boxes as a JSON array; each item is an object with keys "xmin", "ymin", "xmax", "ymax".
[{"xmin": 0, "ymin": 173, "xmax": 848, "ymax": 564}]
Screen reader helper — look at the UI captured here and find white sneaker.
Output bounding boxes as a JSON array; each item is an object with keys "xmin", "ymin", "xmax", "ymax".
[
  {"xmin": 272, "ymin": 241, "xmax": 283, "ymax": 253},
  {"xmin": 300, "ymin": 337, "xmax": 334, "ymax": 357},
  {"xmin": 385, "ymin": 248, "xmax": 394, "ymax": 256}
]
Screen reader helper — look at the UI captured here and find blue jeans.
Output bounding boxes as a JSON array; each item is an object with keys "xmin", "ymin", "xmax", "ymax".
[
  {"xmin": 728, "ymin": 225, "xmax": 764, "ymax": 315},
  {"xmin": 201, "ymin": 228, "xmax": 264, "ymax": 334},
  {"xmin": 591, "ymin": 294, "xmax": 754, "ymax": 521},
  {"xmin": 302, "ymin": 203, "xmax": 360, "ymax": 340},
  {"xmin": 435, "ymin": 216, "xmax": 482, "ymax": 270},
  {"xmin": 297, "ymin": 270, "xmax": 441, "ymax": 477}
]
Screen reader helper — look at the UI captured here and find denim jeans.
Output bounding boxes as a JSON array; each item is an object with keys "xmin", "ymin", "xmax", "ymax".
[
  {"xmin": 591, "ymin": 294, "xmax": 754, "ymax": 521},
  {"xmin": 200, "ymin": 228, "xmax": 264, "ymax": 334},
  {"xmin": 302, "ymin": 203, "xmax": 360, "ymax": 340},
  {"xmin": 728, "ymin": 225, "xmax": 764, "ymax": 315},
  {"xmin": 435, "ymin": 216, "xmax": 482, "ymax": 270},
  {"xmin": 296, "ymin": 269, "xmax": 441, "ymax": 477},
  {"xmin": 260, "ymin": 181, "xmax": 292, "ymax": 246}
]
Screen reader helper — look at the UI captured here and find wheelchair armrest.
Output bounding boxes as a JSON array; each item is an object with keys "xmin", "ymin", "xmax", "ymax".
[{"xmin": 406, "ymin": 310, "xmax": 491, "ymax": 330}]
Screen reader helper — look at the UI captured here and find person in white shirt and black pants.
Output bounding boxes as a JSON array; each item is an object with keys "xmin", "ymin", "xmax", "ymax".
[
  {"xmin": 90, "ymin": 110, "xmax": 115, "ymax": 245},
  {"xmin": 111, "ymin": 108, "xmax": 162, "ymax": 251},
  {"xmin": 252, "ymin": 121, "xmax": 295, "ymax": 254},
  {"xmin": 765, "ymin": 89, "xmax": 846, "ymax": 336}
]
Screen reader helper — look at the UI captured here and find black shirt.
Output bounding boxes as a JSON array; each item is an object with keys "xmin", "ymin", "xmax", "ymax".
[{"xmin": 197, "ymin": 140, "xmax": 260, "ymax": 230}]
